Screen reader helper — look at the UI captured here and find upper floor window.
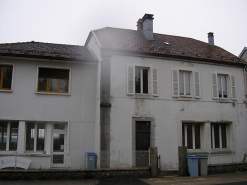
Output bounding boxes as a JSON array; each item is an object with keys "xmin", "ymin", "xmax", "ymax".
[
  {"xmin": 172, "ymin": 69, "xmax": 200, "ymax": 98},
  {"xmin": 0, "ymin": 122, "xmax": 18, "ymax": 151},
  {"xmin": 211, "ymin": 73, "xmax": 236, "ymax": 100},
  {"xmin": 127, "ymin": 65, "xmax": 158, "ymax": 96},
  {"xmin": 0, "ymin": 65, "xmax": 13, "ymax": 91},
  {"xmin": 37, "ymin": 67, "xmax": 70, "ymax": 94}
]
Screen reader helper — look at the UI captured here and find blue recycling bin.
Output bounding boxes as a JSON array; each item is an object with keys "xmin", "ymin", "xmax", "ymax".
[
  {"xmin": 86, "ymin": 152, "xmax": 97, "ymax": 169},
  {"xmin": 187, "ymin": 155, "xmax": 199, "ymax": 177}
]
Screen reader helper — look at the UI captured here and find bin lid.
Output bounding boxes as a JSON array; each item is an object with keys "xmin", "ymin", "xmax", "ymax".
[
  {"xmin": 198, "ymin": 154, "xmax": 208, "ymax": 158},
  {"xmin": 186, "ymin": 155, "xmax": 198, "ymax": 158},
  {"xmin": 87, "ymin": 152, "xmax": 96, "ymax": 155}
]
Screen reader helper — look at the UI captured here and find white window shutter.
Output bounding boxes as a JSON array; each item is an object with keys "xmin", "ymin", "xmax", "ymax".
[
  {"xmin": 172, "ymin": 69, "xmax": 179, "ymax": 97},
  {"xmin": 127, "ymin": 66, "xmax": 134, "ymax": 95},
  {"xmin": 152, "ymin": 68, "xmax": 158, "ymax": 96},
  {"xmin": 194, "ymin": 71, "xmax": 201, "ymax": 98},
  {"xmin": 231, "ymin": 75, "xmax": 236, "ymax": 100},
  {"xmin": 211, "ymin": 73, "xmax": 218, "ymax": 99}
]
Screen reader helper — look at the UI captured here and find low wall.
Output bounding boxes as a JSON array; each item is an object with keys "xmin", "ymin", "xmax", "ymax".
[
  {"xmin": 208, "ymin": 163, "xmax": 247, "ymax": 174},
  {"xmin": 0, "ymin": 168, "xmax": 150, "ymax": 180}
]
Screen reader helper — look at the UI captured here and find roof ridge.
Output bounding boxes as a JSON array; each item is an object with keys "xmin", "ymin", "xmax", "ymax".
[{"xmin": 0, "ymin": 41, "xmax": 83, "ymax": 47}]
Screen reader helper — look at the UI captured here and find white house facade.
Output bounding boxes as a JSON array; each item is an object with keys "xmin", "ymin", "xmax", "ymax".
[{"xmin": 86, "ymin": 14, "xmax": 247, "ymax": 170}]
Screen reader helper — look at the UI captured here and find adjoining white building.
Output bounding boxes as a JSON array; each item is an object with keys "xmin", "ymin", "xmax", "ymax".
[
  {"xmin": 0, "ymin": 42, "xmax": 98, "ymax": 169},
  {"xmin": 0, "ymin": 14, "xmax": 247, "ymax": 171},
  {"xmin": 86, "ymin": 14, "xmax": 247, "ymax": 170}
]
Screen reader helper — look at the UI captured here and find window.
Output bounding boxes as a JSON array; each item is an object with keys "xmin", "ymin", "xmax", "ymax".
[
  {"xmin": 172, "ymin": 70, "xmax": 200, "ymax": 98},
  {"xmin": 0, "ymin": 122, "xmax": 18, "ymax": 151},
  {"xmin": 211, "ymin": 73, "xmax": 236, "ymax": 100},
  {"xmin": 179, "ymin": 71, "xmax": 191, "ymax": 96},
  {"xmin": 37, "ymin": 67, "xmax": 70, "ymax": 93},
  {"xmin": 26, "ymin": 123, "xmax": 45, "ymax": 152},
  {"xmin": 127, "ymin": 66, "xmax": 158, "ymax": 96},
  {"xmin": 182, "ymin": 124, "xmax": 201, "ymax": 149},
  {"xmin": 211, "ymin": 124, "xmax": 227, "ymax": 149},
  {"xmin": 0, "ymin": 65, "xmax": 13, "ymax": 90}
]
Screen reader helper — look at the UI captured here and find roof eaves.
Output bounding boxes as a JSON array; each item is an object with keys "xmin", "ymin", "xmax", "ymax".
[{"xmin": 239, "ymin": 47, "xmax": 247, "ymax": 58}]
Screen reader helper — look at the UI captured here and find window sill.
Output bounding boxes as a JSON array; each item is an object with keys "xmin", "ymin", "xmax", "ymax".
[
  {"xmin": 215, "ymin": 99, "xmax": 234, "ymax": 103},
  {"xmin": 0, "ymin": 89, "xmax": 12, "ymax": 93},
  {"xmin": 187, "ymin": 149, "xmax": 208, "ymax": 155},
  {"xmin": 36, "ymin": 92, "xmax": 70, "ymax": 96},
  {"xmin": 210, "ymin": 149, "xmax": 233, "ymax": 154},
  {"xmin": 132, "ymin": 94, "xmax": 152, "ymax": 99},
  {"xmin": 176, "ymin": 97, "xmax": 196, "ymax": 101}
]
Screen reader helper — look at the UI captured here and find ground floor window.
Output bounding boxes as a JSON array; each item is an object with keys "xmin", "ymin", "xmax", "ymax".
[
  {"xmin": 26, "ymin": 123, "xmax": 45, "ymax": 152},
  {"xmin": 0, "ymin": 122, "xmax": 18, "ymax": 151},
  {"xmin": 211, "ymin": 124, "xmax": 227, "ymax": 149},
  {"xmin": 182, "ymin": 124, "xmax": 201, "ymax": 149}
]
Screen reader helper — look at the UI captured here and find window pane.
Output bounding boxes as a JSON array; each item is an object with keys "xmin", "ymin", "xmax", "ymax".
[
  {"xmin": 39, "ymin": 68, "xmax": 69, "ymax": 79},
  {"xmin": 0, "ymin": 122, "xmax": 7, "ymax": 151},
  {"xmin": 9, "ymin": 122, "xmax": 18, "ymax": 151},
  {"xmin": 38, "ymin": 78, "xmax": 47, "ymax": 91},
  {"xmin": 60, "ymin": 79, "xmax": 68, "ymax": 92},
  {"xmin": 53, "ymin": 134, "xmax": 64, "ymax": 152},
  {"xmin": 187, "ymin": 125, "xmax": 193, "ymax": 149},
  {"xmin": 2, "ymin": 66, "xmax": 13, "ymax": 89},
  {"xmin": 26, "ymin": 123, "xmax": 35, "ymax": 151},
  {"xmin": 135, "ymin": 67, "xmax": 141, "ymax": 93},
  {"xmin": 195, "ymin": 125, "xmax": 201, "ymax": 149},
  {"xmin": 49, "ymin": 79, "xmax": 58, "ymax": 91},
  {"xmin": 54, "ymin": 124, "xmax": 65, "ymax": 130},
  {"xmin": 37, "ymin": 123, "xmax": 45, "ymax": 151},
  {"xmin": 143, "ymin": 69, "xmax": 148, "ymax": 94},
  {"xmin": 221, "ymin": 125, "xmax": 227, "ymax": 148},
  {"xmin": 218, "ymin": 75, "xmax": 222, "ymax": 98},
  {"xmin": 185, "ymin": 72, "xmax": 190, "ymax": 95},
  {"xmin": 179, "ymin": 72, "xmax": 184, "ymax": 95},
  {"xmin": 214, "ymin": 125, "xmax": 220, "ymax": 148},
  {"xmin": 222, "ymin": 76, "xmax": 227, "ymax": 98}
]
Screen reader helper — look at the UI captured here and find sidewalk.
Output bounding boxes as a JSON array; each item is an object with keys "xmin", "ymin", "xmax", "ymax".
[{"xmin": 141, "ymin": 171, "xmax": 247, "ymax": 185}]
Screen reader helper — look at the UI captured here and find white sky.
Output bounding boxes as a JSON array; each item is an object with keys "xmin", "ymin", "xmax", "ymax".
[{"xmin": 0, "ymin": 0, "xmax": 246, "ymax": 56}]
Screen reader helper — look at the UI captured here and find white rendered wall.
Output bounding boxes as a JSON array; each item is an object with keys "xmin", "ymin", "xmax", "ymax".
[
  {"xmin": 0, "ymin": 57, "xmax": 97, "ymax": 169},
  {"xmin": 109, "ymin": 55, "xmax": 247, "ymax": 170}
]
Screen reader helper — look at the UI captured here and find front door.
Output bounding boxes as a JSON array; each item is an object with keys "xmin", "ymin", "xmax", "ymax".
[
  {"xmin": 52, "ymin": 132, "xmax": 66, "ymax": 168},
  {"xmin": 135, "ymin": 121, "xmax": 150, "ymax": 167}
]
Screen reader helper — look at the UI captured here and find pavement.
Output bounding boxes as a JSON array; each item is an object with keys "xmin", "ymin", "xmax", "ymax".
[{"xmin": 1, "ymin": 171, "xmax": 247, "ymax": 185}]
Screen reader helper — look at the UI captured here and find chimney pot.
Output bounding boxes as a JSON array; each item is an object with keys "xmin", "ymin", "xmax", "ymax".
[{"xmin": 208, "ymin": 32, "xmax": 214, "ymax": 46}]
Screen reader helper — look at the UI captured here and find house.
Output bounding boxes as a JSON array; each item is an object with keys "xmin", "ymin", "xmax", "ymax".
[
  {"xmin": 0, "ymin": 14, "xmax": 247, "ymax": 172},
  {"xmin": 86, "ymin": 14, "xmax": 247, "ymax": 170},
  {"xmin": 239, "ymin": 47, "xmax": 247, "ymax": 62},
  {"xmin": 0, "ymin": 42, "xmax": 97, "ymax": 169}
]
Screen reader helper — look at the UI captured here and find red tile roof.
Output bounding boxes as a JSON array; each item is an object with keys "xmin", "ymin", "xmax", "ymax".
[
  {"xmin": 0, "ymin": 42, "xmax": 96, "ymax": 62},
  {"xmin": 92, "ymin": 27, "xmax": 246, "ymax": 66}
]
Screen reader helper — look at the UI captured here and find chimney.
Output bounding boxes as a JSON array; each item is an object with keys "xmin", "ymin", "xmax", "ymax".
[
  {"xmin": 208, "ymin": 32, "xmax": 214, "ymax": 46},
  {"xmin": 137, "ymin": 14, "xmax": 154, "ymax": 40}
]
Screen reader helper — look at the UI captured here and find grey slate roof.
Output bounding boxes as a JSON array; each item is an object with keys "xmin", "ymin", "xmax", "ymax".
[
  {"xmin": 90, "ymin": 27, "xmax": 246, "ymax": 66},
  {"xmin": 0, "ymin": 41, "xmax": 96, "ymax": 62}
]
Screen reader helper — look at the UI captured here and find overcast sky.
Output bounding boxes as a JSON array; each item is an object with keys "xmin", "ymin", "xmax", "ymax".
[{"xmin": 0, "ymin": 0, "xmax": 246, "ymax": 56}]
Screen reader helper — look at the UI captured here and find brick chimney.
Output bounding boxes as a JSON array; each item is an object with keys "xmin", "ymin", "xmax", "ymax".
[
  {"xmin": 137, "ymin": 14, "xmax": 154, "ymax": 40},
  {"xmin": 208, "ymin": 32, "xmax": 214, "ymax": 46}
]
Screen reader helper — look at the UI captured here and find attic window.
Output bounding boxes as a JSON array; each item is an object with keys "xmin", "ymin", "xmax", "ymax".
[{"xmin": 164, "ymin": 42, "xmax": 171, "ymax": 46}]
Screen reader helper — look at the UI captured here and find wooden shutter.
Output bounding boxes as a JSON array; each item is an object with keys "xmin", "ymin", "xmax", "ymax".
[
  {"xmin": 172, "ymin": 69, "xmax": 179, "ymax": 97},
  {"xmin": 127, "ymin": 66, "xmax": 134, "ymax": 95},
  {"xmin": 194, "ymin": 71, "xmax": 201, "ymax": 98},
  {"xmin": 231, "ymin": 75, "xmax": 236, "ymax": 100},
  {"xmin": 211, "ymin": 73, "xmax": 218, "ymax": 99},
  {"xmin": 152, "ymin": 68, "xmax": 158, "ymax": 96}
]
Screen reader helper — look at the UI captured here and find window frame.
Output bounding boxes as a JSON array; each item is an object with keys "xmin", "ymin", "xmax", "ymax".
[
  {"xmin": 0, "ymin": 121, "xmax": 18, "ymax": 152},
  {"xmin": 211, "ymin": 123, "xmax": 228, "ymax": 149},
  {"xmin": 182, "ymin": 123, "xmax": 201, "ymax": 150},
  {"xmin": 36, "ymin": 66, "xmax": 71, "ymax": 95},
  {"xmin": 25, "ymin": 122, "xmax": 46, "ymax": 152},
  {"xmin": 0, "ymin": 64, "xmax": 14, "ymax": 92},
  {"xmin": 179, "ymin": 70, "xmax": 192, "ymax": 97},
  {"xmin": 217, "ymin": 74, "xmax": 230, "ymax": 99},
  {"xmin": 135, "ymin": 66, "xmax": 150, "ymax": 95}
]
